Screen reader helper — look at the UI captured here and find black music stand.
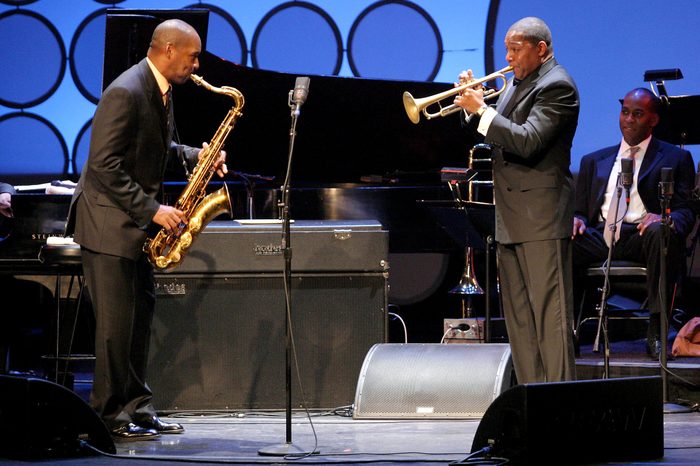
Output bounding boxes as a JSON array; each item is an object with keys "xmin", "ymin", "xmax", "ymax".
[
  {"xmin": 653, "ymin": 95, "xmax": 700, "ymax": 147},
  {"xmin": 417, "ymin": 199, "xmax": 497, "ymax": 341}
]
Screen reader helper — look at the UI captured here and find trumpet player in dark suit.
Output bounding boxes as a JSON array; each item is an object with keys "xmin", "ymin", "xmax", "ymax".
[
  {"xmin": 65, "ymin": 19, "xmax": 227, "ymax": 440},
  {"xmin": 454, "ymin": 17, "xmax": 579, "ymax": 384}
]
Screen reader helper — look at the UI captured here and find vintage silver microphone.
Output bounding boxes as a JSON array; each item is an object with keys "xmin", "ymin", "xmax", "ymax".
[{"xmin": 620, "ymin": 158, "xmax": 634, "ymax": 204}]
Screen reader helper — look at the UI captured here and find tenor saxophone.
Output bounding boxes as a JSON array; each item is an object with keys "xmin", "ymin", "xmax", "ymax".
[{"xmin": 144, "ymin": 73, "xmax": 244, "ymax": 271}]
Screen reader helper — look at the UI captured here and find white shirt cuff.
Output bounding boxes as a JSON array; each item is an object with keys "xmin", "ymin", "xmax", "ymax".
[{"xmin": 476, "ymin": 107, "xmax": 497, "ymax": 135}]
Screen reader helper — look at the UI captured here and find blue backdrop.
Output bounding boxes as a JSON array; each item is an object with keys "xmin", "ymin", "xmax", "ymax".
[{"xmin": 0, "ymin": 0, "xmax": 698, "ymax": 181}]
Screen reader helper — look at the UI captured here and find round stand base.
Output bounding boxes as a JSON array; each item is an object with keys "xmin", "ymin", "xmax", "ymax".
[
  {"xmin": 664, "ymin": 402, "xmax": 695, "ymax": 414},
  {"xmin": 258, "ymin": 442, "xmax": 319, "ymax": 457}
]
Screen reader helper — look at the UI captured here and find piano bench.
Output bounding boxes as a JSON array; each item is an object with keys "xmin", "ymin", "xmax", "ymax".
[{"xmin": 38, "ymin": 243, "xmax": 94, "ymax": 390}]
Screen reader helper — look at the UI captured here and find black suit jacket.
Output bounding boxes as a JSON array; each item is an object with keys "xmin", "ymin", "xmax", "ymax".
[
  {"xmin": 480, "ymin": 59, "xmax": 580, "ymax": 244},
  {"xmin": 574, "ymin": 137, "xmax": 696, "ymax": 238},
  {"xmin": 65, "ymin": 59, "xmax": 198, "ymax": 259}
]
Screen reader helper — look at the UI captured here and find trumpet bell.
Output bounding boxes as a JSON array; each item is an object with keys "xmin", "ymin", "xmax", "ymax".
[
  {"xmin": 403, "ymin": 91, "xmax": 420, "ymax": 124},
  {"xmin": 449, "ymin": 246, "xmax": 484, "ymax": 296}
]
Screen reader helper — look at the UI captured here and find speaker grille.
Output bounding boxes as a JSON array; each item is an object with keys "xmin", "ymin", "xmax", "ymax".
[
  {"xmin": 149, "ymin": 273, "xmax": 387, "ymax": 410},
  {"xmin": 353, "ymin": 343, "xmax": 512, "ymax": 419}
]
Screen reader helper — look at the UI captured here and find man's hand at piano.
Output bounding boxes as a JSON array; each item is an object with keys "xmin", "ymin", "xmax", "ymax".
[
  {"xmin": 153, "ymin": 205, "xmax": 185, "ymax": 232},
  {"xmin": 0, "ymin": 192, "xmax": 11, "ymax": 217},
  {"xmin": 200, "ymin": 142, "xmax": 228, "ymax": 178}
]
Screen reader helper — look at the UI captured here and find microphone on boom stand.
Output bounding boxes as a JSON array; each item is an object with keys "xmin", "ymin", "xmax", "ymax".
[
  {"xmin": 659, "ymin": 167, "xmax": 674, "ymax": 210},
  {"xmin": 259, "ymin": 77, "xmax": 320, "ymax": 457},
  {"xmin": 289, "ymin": 76, "xmax": 310, "ymax": 117},
  {"xmin": 656, "ymin": 167, "xmax": 690, "ymax": 413},
  {"xmin": 621, "ymin": 158, "xmax": 634, "ymax": 204}
]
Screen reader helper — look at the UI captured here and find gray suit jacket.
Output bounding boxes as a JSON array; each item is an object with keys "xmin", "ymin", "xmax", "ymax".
[
  {"xmin": 65, "ymin": 59, "xmax": 198, "ymax": 260},
  {"xmin": 483, "ymin": 58, "xmax": 579, "ymax": 244}
]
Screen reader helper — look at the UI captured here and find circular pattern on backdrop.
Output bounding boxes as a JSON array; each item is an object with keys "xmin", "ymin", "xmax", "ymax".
[
  {"xmin": 186, "ymin": 3, "xmax": 248, "ymax": 66},
  {"xmin": 348, "ymin": 0, "xmax": 442, "ymax": 81},
  {"xmin": 0, "ymin": 10, "xmax": 66, "ymax": 108},
  {"xmin": 0, "ymin": 112, "xmax": 69, "ymax": 175},
  {"xmin": 0, "ymin": 0, "xmax": 38, "ymax": 6},
  {"xmin": 251, "ymin": 1, "xmax": 342, "ymax": 75},
  {"xmin": 69, "ymin": 8, "xmax": 109, "ymax": 104},
  {"xmin": 71, "ymin": 118, "xmax": 93, "ymax": 177}
]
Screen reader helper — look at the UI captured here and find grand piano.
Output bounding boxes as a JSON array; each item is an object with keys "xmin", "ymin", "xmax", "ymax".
[
  {"xmin": 0, "ymin": 10, "xmax": 482, "ymax": 348},
  {"xmin": 170, "ymin": 50, "xmax": 474, "ymax": 253}
]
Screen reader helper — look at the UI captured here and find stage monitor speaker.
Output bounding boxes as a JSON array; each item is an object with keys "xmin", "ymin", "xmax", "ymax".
[
  {"xmin": 149, "ymin": 273, "xmax": 387, "ymax": 411},
  {"xmin": 0, "ymin": 375, "xmax": 115, "ymax": 459},
  {"xmin": 353, "ymin": 343, "xmax": 513, "ymax": 419},
  {"xmin": 471, "ymin": 376, "xmax": 663, "ymax": 465}
]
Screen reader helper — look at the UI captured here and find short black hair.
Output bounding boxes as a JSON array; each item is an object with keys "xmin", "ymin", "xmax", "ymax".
[
  {"xmin": 624, "ymin": 88, "xmax": 664, "ymax": 115},
  {"xmin": 508, "ymin": 17, "xmax": 552, "ymax": 50}
]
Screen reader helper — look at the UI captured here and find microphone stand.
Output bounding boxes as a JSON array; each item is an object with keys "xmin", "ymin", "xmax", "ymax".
[
  {"xmin": 231, "ymin": 171, "xmax": 275, "ymax": 219},
  {"xmin": 658, "ymin": 182, "xmax": 692, "ymax": 413},
  {"xmin": 258, "ymin": 92, "xmax": 309, "ymax": 457},
  {"xmin": 593, "ymin": 175, "xmax": 625, "ymax": 379}
]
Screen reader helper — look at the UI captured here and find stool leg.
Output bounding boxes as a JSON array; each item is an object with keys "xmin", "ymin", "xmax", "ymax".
[
  {"xmin": 54, "ymin": 274, "xmax": 61, "ymax": 384},
  {"xmin": 63, "ymin": 275, "xmax": 83, "ymax": 387}
]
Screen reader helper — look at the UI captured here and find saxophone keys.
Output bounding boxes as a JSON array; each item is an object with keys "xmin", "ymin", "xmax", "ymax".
[{"xmin": 180, "ymin": 231, "xmax": 193, "ymax": 249}]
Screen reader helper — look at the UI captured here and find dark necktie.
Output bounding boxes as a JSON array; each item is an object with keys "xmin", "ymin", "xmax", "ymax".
[{"xmin": 164, "ymin": 88, "xmax": 173, "ymax": 136}]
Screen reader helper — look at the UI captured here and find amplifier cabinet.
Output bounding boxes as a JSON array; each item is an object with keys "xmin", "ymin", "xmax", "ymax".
[
  {"xmin": 149, "ymin": 272, "xmax": 388, "ymax": 411},
  {"xmin": 168, "ymin": 219, "xmax": 389, "ymax": 274}
]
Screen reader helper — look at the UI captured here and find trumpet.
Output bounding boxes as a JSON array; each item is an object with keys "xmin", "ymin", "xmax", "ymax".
[{"xmin": 403, "ymin": 65, "xmax": 514, "ymax": 124}]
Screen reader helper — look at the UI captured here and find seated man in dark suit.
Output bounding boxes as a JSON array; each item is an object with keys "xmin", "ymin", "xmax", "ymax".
[{"xmin": 572, "ymin": 87, "xmax": 696, "ymax": 358}]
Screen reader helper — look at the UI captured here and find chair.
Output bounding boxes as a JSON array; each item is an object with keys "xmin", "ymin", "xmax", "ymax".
[
  {"xmin": 38, "ymin": 241, "xmax": 94, "ymax": 389},
  {"xmin": 574, "ymin": 260, "xmax": 649, "ymax": 341}
]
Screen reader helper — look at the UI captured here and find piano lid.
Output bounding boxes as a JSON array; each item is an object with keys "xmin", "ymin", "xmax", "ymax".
[
  {"xmin": 653, "ymin": 95, "xmax": 700, "ymax": 145},
  {"xmin": 172, "ymin": 51, "xmax": 476, "ymax": 185},
  {"xmin": 0, "ymin": 194, "xmax": 72, "ymax": 272}
]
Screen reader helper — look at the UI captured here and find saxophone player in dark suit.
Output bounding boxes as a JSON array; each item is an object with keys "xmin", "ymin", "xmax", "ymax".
[
  {"xmin": 65, "ymin": 19, "xmax": 227, "ymax": 440},
  {"xmin": 572, "ymin": 88, "xmax": 696, "ymax": 359},
  {"xmin": 454, "ymin": 17, "xmax": 579, "ymax": 383}
]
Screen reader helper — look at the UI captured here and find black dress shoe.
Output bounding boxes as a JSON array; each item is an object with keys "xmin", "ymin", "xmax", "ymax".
[
  {"xmin": 111, "ymin": 422, "xmax": 160, "ymax": 441},
  {"xmin": 137, "ymin": 415, "xmax": 185, "ymax": 434},
  {"xmin": 646, "ymin": 338, "xmax": 662, "ymax": 360}
]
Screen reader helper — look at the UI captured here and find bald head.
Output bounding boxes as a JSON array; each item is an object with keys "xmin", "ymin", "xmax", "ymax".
[
  {"xmin": 508, "ymin": 17, "xmax": 553, "ymax": 54},
  {"xmin": 147, "ymin": 19, "xmax": 201, "ymax": 84},
  {"xmin": 619, "ymin": 88, "xmax": 662, "ymax": 145},
  {"xmin": 150, "ymin": 19, "xmax": 198, "ymax": 51}
]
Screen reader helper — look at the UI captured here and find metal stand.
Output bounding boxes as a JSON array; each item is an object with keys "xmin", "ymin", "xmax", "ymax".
[
  {"xmin": 658, "ymin": 184, "xmax": 693, "ymax": 414},
  {"xmin": 449, "ymin": 246, "xmax": 484, "ymax": 316},
  {"xmin": 231, "ymin": 171, "xmax": 274, "ymax": 219},
  {"xmin": 258, "ymin": 82, "xmax": 318, "ymax": 457},
  {"xmin": 593, "ymin": 179, "xmax": 625, "ymax": 379}
]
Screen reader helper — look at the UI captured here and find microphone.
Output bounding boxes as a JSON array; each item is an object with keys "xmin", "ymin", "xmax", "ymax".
[
  {"xmin": 290, "ymin": 76, "xmax": 310, "ymax": 117},
  {"xmin": 659, "ymin": 167, "xmax": 674, "ymax": 199},
  {"xmin": 620, "ymin": 158, "xmax": 634, "ymax": 204}
]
